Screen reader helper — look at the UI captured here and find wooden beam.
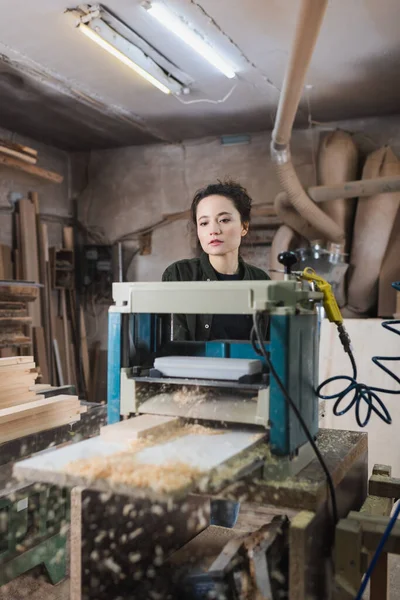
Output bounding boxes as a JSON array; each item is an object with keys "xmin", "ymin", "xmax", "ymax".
[
  {"xmin": 361, "ymin": 465, "xmax": 393, "ymax": 600},
  {"xmin": 369, "ymin": 474, "xmax": 400, "ymax": 499},
  {"xmin": 19, "ymin": 199, "xmax": 42, "ymax": 328},
  {"xmin": 289, "ymin": 510, "xmax": 316, "ymax": 600},
  {"xmin": 0, "ymin": 245, "xmax": 12, "ymax": 280},
  {"xmin": 0, "ymin": 154, "xmax": 63, "ymax": 184}
]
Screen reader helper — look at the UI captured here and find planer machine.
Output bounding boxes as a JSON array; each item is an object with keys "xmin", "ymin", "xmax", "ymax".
[
  {"xmin": 107, "ymin": 255, "xmax": 325, "ymax": 474},
  {"xmin": 12, "ymin": 256, "xmax": 356, "ymax": 600}
]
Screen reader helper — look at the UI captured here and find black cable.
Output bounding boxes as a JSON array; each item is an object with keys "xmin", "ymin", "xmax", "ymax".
[
  {"xmin": 251, "ymin": 313, "xmax": 339, "ymax": 526},
  {"xmin": 317, "ymin": 282, "xmax": 400, "ymax": 428}
]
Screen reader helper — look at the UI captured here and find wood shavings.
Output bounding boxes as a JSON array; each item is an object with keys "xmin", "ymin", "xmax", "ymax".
[
  {"xmin": 66, "ymin": 453, "xmax": 204, "ymax": 494},
  {"xmin": 65, "ymin": 423, "xmax": 224, "ymax": 494},
  {"xmin": 170, "ymin": 386, "xmax": 209, "ymax": 406}
]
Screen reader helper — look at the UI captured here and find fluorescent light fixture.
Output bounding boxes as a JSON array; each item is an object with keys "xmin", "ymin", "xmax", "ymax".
[
  {"xmin": 145, "ymin": 3, "xmax": 236, "ymax": 79},
  {"xmin": 78, "ymin": 23, "xmax": 171, "ymax": 94}
]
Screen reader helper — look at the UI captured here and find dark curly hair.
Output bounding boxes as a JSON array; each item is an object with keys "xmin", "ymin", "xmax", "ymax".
[{"xmin": 191, "ymin": 180, "xmax": 252, "ymax": 225}]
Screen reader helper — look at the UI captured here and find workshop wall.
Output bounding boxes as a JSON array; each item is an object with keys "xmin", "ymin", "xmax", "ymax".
[
  {"xmin": 77, "ymin": 114, "xmax": 400, "ymax": 282},
  {"xmin": 0, "ymin": 126, "xmax": 72, "ymax": 248},
  {"xmin": 77, "ymin": 115, "xmax": 400, "ymax": 350}
]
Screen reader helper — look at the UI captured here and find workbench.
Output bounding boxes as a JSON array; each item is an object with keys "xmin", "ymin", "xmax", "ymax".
[
  {"xmin": 65, "ymin": 428, "xmax": 367, "ymax": 600},
  {"xmin": 0, "ymin": 397, "xmax": 106, "ymax": 587}
]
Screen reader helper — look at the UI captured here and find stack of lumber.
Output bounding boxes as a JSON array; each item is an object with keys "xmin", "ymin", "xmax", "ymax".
[
  {"xmin": 0, "ymin": 139, "xmax": 63, "ymax": 183},
  {"xmin": 0, "ymin": 355, "xmax": 85, "ymax": 444},
  {"xmin": 0, "ymin": 138, "xmax": 37, "ymax": 165},
  {"xmin": 0, "ymin": 281, "xmax": 39, "ymax": 348},
  {"xmin": 2, "ymin": 191, "xmax": 90, "ymax": 394}
]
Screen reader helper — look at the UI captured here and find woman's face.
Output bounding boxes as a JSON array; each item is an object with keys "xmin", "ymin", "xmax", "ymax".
[{"xmin": 196, "ymin": 195, "xmax": 248, "ymax": 257}]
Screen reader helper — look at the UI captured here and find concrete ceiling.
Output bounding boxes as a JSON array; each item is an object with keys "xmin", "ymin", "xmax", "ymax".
[{"xmin": 0, "ymin": 0, "xmax": 399, "ymax": 150}]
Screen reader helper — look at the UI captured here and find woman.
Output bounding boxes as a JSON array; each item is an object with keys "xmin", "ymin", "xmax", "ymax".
[
  {"xmin": 162, "ymin": 179, "xmax": 270, "ymax": 342},
  {"xmin": 162, "ymin": 180, "xmax": 270, "ymax": 528}
]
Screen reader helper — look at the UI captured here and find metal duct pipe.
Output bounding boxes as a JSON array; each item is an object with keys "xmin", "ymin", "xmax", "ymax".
[
  {"xmin": 274, "ymin": 191, "xmax": 320, "ymax": 239},
  {"xmin": 271, "ymin": 0, "xmax": 344, "ymax": 244},
  {"xmin": 308, "ymin": 174, "xmax": 400, "ymax": 203}
]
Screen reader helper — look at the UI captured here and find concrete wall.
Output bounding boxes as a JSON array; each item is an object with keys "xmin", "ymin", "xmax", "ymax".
[
  {"xmin": 0, "ymin": 127, "xmax": 72, "ymax": 249},
  {"xmin": 78, "ymin": 128, "xmax": 316, "ymax": 283}
]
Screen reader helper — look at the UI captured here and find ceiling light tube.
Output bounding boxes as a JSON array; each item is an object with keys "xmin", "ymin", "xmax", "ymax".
[
  {"xmin": 145, "ymin": 3, "xmax": 236, "ymax": 79},
  {"xmin": 78, "ymin": 23, "xmax": 171, "ymax": 94}
]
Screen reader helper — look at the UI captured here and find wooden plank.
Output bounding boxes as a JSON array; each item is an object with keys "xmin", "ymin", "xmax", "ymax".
[
  {"xmin": 31, "ymin": 194, "xmax": 51, "ymax": 382},
  {"xmin": 289, "ymin": 511, "xmax": 317, "ymax": 600},
  {"xmin": 0, "ymin": 355, "xmax": 33, "ymax": 366},
  {"xmin": 0, "ymin": 146, "xmax": 37, "ymax": 164},
  {"xmin": 0, "ymin": 244, "xmax": 12, "ymax": 279},
  {"xmin": 0, "ymin": 392, "xmax": 41, "ymax": 409},
  {"xmin": 19, "ymin": 198, "xmax": 41, "ymax": 326},
  {"xmin": 80, "ymin": 306, "xmax": 90, "ymax": 396},
  {"xmin": 55, "ymin": 317, "xmax": 67, "ymax": 386},
  {"xmin": 40, "ymin": 222, "xmax": 54, "ymax": 384},
  {"xmin": 0, "ymin": 154, "xmax": 63, "ymax": 183},
  {"xmin": 70, "ymin": 487, "xmax": 83, "ymax": 600},
  {"xmin": 61, "ymin": 291, "xmax": 72, "ymax": 383},
  {"xmin": 13, "ymin": 428, "xmax": 264, "ymax": 499},
  {"xmin": 369, "ymin": 474, "xmax": 400, "ymax": 499},
  {"xmin": 0, "ymin": 138, "xmax": 38, "ymax": 157},
  {"xmin": 33, "ymin": 326, "xmax": 49, "ymax": 383},
  {"xmin": 361, "ymin": 465, "xmax": 393, "ymax": 600},
  {"xmin": 100, "ymin": 415, "xmax": 181, "ymax": 442},
  {"xmin": 69, "ymin": 341, "xmax": 77, "ymax": 390},
  {"xmin": 333, "ymin": 518, "xmax": 363, "ymax": 599},
  {"xmin": 0, "ymin": 409, "xmax": 83, "ymax": 443},
  {"xmin": 63, "ymin": 227, "xmax": 74, "ymax": 251},
  {"xmin": 0, "ymin": 348, "xmax": 16, "ymax": 358},
  {"xmin": 0, "ymin": 394, "xmax": 79, "ymax": 422},
  {"xmin": 53, "ymin": 338, "xmax": 64, "ymax": 387},
  {"xmin": 89, "ymin": 341, "xmax": 100, "ymax": 403}
]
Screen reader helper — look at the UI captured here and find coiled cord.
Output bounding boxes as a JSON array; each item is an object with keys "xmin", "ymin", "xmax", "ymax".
[{"xmin": 317, "ymin": 282, "xmax": 400, "ymax": 428}]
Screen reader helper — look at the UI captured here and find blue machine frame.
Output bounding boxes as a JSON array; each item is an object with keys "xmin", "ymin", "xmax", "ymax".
[{"xmin": 107, "ymin": 310, "xmax": 319, "ymax": 457}]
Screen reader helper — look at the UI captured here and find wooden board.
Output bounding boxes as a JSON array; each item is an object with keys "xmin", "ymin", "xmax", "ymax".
[
  {"xmin": 0, "ymin": 394, "xmax": 84, "ymax": 443},
  {"xmin": 33, "ymin": 326, "xmax": 49, "ymax": 383},
  {"xmin": 100, "ymin": 415, "xmax": 181, "ymax": 442},
  {"xmin": 80, "ymin": 306, "xmax": 90, "ymax": 396},
  {"xmin": 61, "ymin": 292, "xmax": 72, "ymax": 383},
  {"xmin": 13, "ymin": 428, "xmax": 266, "ymax": 500},
  {"xmin": 0, "ymin": 244, "xmax": 12, "ymax": 279},
  {"xmin": 0, "ymin": 146, "xmax": 37, "ymax": 164},
  {"xmin": 19, "ymin": 199, "xmax": 41, "ymax": 326},
  {"xmin": 0, "ymin": 355, "xmax": 33, "ymax": 366},
  {"xmin": 0, "ymin": 153, "xmax": 63, "ymax": 183},
  {"xmin": 0, "ymin": 283, "xmax": 38, "ymax": 302},
  {"xmin": 63, "ymin": 226, "xmax": 74, "ymax": 251},
  {"xmin": 0, "ymin": 138, "xmax": 37, "ymax": 157}
]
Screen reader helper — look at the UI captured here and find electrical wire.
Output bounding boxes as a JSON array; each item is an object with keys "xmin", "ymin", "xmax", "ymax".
[
  {"xmin": 354, "ymin": 499, "xmax": 400, "ymax": 600},
  {"xmin": 251, "ymin": 312, "xmax": 338, "ymax": 526},
  {"xmin": 173, "ymin": 83, "xmax": 237, "ymax": 105},
  {"xmin": 317, "ymin": 282, "xmax": 400, "ymax": 428}
]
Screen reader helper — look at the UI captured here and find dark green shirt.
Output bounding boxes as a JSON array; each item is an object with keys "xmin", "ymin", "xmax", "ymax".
[{"xmin": 162, "ymin": 252, "xmax": 270, "ymax": 341}]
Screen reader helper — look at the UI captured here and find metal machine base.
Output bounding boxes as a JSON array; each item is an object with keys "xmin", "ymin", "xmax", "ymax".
[{"xmin": 264, "ymin": 442, "xmax": 315, "ymax": 482}]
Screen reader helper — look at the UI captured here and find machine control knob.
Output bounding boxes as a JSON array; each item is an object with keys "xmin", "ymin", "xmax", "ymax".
[{"xmin": 278, "ymin": 251, "xmax": 298, "ymax": 274}]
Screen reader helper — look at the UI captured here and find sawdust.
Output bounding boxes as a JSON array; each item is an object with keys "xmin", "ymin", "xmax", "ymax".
[
  {"xmin": 65, "ymin": 423, "xmax": 222, "ymax": 494},
  {"xmin": 171, "ymin": 385, "xmax": 209, "ymax": 406},
  {"xmin": 65, "ymin": 454, "xmax": 203, "ymax": 494}
]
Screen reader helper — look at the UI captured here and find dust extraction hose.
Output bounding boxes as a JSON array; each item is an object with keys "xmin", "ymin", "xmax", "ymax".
[{"xmin": 270, "ymin": 0, "xmax": 345, "ymax": 244}]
